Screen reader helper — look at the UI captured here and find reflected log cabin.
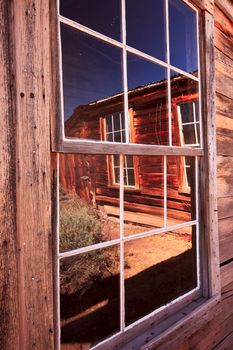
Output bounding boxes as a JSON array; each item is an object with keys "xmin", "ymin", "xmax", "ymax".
[{"xmin": 60, "ymin": 74, "xmax": 197, "ymax": 227}]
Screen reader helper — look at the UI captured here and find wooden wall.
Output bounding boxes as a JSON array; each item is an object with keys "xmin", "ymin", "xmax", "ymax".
[{"xmin": 1, "ymin": 1, "xmax": 233, "ymax": 350}]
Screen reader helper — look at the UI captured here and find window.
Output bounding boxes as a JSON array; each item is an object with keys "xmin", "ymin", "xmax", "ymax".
[{"xmin": 53, "ymin": 1, "xmax": 215, "ymax": 349}]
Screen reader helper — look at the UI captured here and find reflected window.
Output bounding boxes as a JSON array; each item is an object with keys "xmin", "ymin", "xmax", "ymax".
[
  {"xmin": 103, "ymin": 112, "xmax": 137, "ymax": 188},
  {"xmin": 178, "ymin": 101, "xmax": 200, "ymax": 146}
]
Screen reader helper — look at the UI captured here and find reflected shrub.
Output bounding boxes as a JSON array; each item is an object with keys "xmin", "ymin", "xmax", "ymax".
[{"xmin": 60, "ymin": 190, "xmax": 116, "ymax": 295}]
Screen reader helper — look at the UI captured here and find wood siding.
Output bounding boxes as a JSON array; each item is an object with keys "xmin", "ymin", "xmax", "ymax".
[{"xmin": 1, "ymin": 1, "xmax": 233, "ymax": 349}]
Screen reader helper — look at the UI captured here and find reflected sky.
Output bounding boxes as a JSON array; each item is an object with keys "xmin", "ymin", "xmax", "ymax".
[
  {"xmin": 126, "ymin": 0, "xmax": 166, "ymax": 60},
  {"xmin": 61, "ymin": 23, "xmax": 123, "ymax": 120},
  {"xmin": 60, "ymin": 0, "xmax": 121, "ymax": 41},
  {"xmin": 169, "ymin": 0, "xmax": 198, "ymax": 73}
]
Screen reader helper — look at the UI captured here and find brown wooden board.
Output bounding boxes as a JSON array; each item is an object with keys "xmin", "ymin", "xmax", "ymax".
[
  {"xmin": 12, "ymin": 0, "xmax": 54, "ymax": 348},
  {"xmin": 0, "ymin": 1, "xmax": 20, "ymax": 348}
]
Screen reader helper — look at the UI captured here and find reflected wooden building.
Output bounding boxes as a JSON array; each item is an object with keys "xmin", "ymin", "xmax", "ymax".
[{"xmin": 60, "ymin": 74, "xmax": 198, "ymax": 227}]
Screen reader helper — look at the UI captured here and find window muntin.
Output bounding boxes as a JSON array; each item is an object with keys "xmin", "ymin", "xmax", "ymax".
[{"xmin": 57, "ymin": 1, "xmax": 202, "ymax": 349}]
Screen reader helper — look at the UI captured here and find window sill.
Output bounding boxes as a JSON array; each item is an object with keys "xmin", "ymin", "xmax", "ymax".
[{"xmin": 122, "ymin": 295, "xmax": 220, "ymax": 350}]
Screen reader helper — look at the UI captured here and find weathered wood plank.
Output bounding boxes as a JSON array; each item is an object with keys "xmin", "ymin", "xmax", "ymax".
[
  {"xmin": 0, "ymin": 1, "xmax": 20, "ymax": 349},
  {"xmin": 216, "ymin": 93, "xmax": 233, "ymax": 119},
  {"xmin": 216, "ymin": 114, "xmax": 233, "ymax": 156},
  {"xmin": 141, "ymin": 290, "xmax": 233, "ymax": 350},
  {"xmin": 213, "ymin": 330, "xmax": 233, "ymax": 350},
  {"xmin": 219, "ymin": 217, "xmax": 233, "ymax": 264},
  {"xmin": 221, "ymin": 262, "xmax": 233, "ymax": 291},
  {"xmin": 217, "ymin": 156, "xmax": 233, "ymax": 198},
  {"xmin": 218, "ymin": 197, "xmax": 233, "ymax": 220},
  {"xmin": 215, "ymin": 49, "xmax": 233, "ymax": 100},
  {"xmin": 13, "ymin": 0, "xmax": 54, "ymax": 349},
  {"xmin": 214, "ymin": 4, "xmax": 233, "ymax": 59},
  {"xmin": 200, "ymin": 11, "xmax": 220, "ymax": 297},
  {"xmin": 215, "ymin": 0, "xmax": 233, "ymax": 23},
  {"xmin": 191, "ymin": 0, "xmax": 214, "ymax": 14}
]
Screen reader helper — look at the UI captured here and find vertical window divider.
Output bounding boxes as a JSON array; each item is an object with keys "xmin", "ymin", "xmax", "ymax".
[
  {"xmin": 121, "ymin": 0, "xmax": 130, "ymax": 144},
  {"xmin": 120, "ymin": 154, "xmax": 125, "ymax": 331},
  {"xmin": 195, "ymin": 156, "xmax": 200, "ymax": 289},
  {"xmin": 57, "ymin": 153, "xmax": 61, "ymax": 350},
  {"xmin": 166, "ymin": 0, "xmax": 172, "ymax": 147},
  {"xmin": 164, "ymin": 155, "xmax": 167, "ymax": 228},
  {"xmin": 197, "ymin": 10, "xmax": 203, "ymax": 150},
  {"xmin": 193, "ymin": 102, "xmax": 199, "ymax": 145}
]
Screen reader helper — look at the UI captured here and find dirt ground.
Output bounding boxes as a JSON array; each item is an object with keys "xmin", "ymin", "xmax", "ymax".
[{"xmin": 60, "ymin": 222, "xmax": 195, "ymax": 350}]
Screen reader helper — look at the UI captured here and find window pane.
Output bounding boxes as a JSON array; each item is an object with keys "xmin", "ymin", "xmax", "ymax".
[
  {"xmin": 125, "ymin": 226, "xmax": 197, "ymax": 326},
  {"xmin": 167, "ymin": 156, "xmax": 196, "ymax": 224},
  {"xmin": 60, "ymin": 0, "xmax": 121, "ymax": 41},
  {"xmin": 183, "ymin": 124, "xmax": 196, "ymax": 145},
  {"xmin": 59, "ymin": 154, "xmax": 120, "ymax": 252},
  {"xmin": 60, "ymin": 245, "xmax": 120, "ymax": 349},
  {"xmin": 126, "ymin": 0, "xmax": 166, "ymax": 61},
  {"xmin": 61, "ymin": 24, "xmax": 123, "ymax": 139},
  {"xmin": 180, "ymin": 102, "xmax": 194, "ymax": 124},
  {"xmin": 169, "ymin": 0, "xmax": 198, "ymax": 74},
  {"xmin": 124, "ymin": 156, "xmax": 164, "ymax": 237},
  {"xmin": 170, "ymin": 72, "xmax": 199, "ymax": 146},
  {"xmin": 127, "ymin": 54, "xmax": 169, "ymax": 145}
]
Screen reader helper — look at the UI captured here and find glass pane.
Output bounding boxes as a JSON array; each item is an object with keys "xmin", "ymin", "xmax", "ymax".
[
  {"xmin": 61, "ymin": 24, "xmax": 123, "ymax": 139},
  {"xmin": 169, "ymin": 0, "xmax": 198, "ymax": 74},
  {"xmin": 59, "ymin": 154, "xmax": 120, "ymax": 252},
  {"xmin": 124, "ymin": 156, "xmax": 164, "ymax": 237},
  {"xmin": 127, "ymin": 54, "xmax": 169, "ymax": 145},
  {"xmin": 179, "ymin": 102, "xmax": 194, "ymax": 124},
  {"xmin": 126, "ymin": 0, "xmax": 166, "ymax": 61},
  {"xmin": 170, "ymin": 72, "xmax": 199, "ymax": 146},
  {"xmin": 127, "ymin": 169, "xmax": 135, "ymax": 187},
  {"xmin": 113, "ymin": 112, "xmax": 121, "ymax": 131},
  {"xmin": 60, "ymin": 245, "xmax": 120, "ymax": 349},
  {"xmin": 60, "ymin": 0, "xmax": 121, "ymax": 41},
  {"xmin": 125, "ymin": 226, "xmax": 197, "ymax": 326},
  {"xmin": 183, "ymin": 124, "xmax": 196, "ymax": 145},
  {"xmin": 106, "ymin": 115, "xmax": 113, "ymax": 133},
  {"xmin": 167, "ymin": 156, "xmax": 196, "ymax": 225}
]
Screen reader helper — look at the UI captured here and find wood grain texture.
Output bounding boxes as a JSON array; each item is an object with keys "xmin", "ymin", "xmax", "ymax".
[
  {"xmin": 12, "ymin": 1, "xmax": 54, "ymax": 349},
  {"xmin": 191, "ymin": 0, "xmax": 214, "ymax": 13},
  {"xmin": 218, "ymin": 197, "xmax": 233, "ymax": 220},
  {"xmin": 215, "ymin": 0, "xmax": 233, "ymax": 23},
  {"xmin": 219, "ymin": 217, "xmax": 233, "ymax": 264},
  {"xmin": 214, "ymin": 4, "xmax": 233, "ymax": 60},
  {"xmin": 201, "ymin": 10, "xmax": 220, "ymax": 297},
  {"xmin": 213, "ymin": 330, "xmax": 233, "ymax": 350},
  {"xmin": 221, "ymin": 262, "xmax": 233, "ymax": 291},
  {"xmin": 215, "ymin": 49, "xmax": 233, "ymax": 100},
  {"xmin": 0, "ymin": 1, "xmax": 20, "ymax": 349},
  {"xmin": 217, "ymin": 156, "xmax": 233, "ymax": 198},
  {"xmin": 216, "ymin": 93, "xmax": 233, "ymax": 119}
]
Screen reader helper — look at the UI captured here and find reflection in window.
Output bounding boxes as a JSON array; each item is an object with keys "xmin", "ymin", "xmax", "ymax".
[
  {"xmin": 59, "ymin": 153, "xmax": 198, "ymax": 348},
  {"xmin": 126, "ymin": 0, "xmax": 166, "ymax": 60},
  {"xmin": 169, "ymin": 0, "xmax": 198, "ymax": 74},
  {"xmin": 60, "ymin": 0, "xmax": 121, "ymax": 41},
  {"xmin": 104, "ymin": 112, "xmax": 136, "ymax": 187},
  {"xmin": 60, "ymin": 0, "xmax": 200, "ymax": 146},
  {"xmin": 125, "ymin": 226, "xmax": 197, "ymax": 326},
  {"xmin": 59, "ymin": 154, "xmax": 120, "ymax": 252},
  {"xmin": 60, "ymin": 245, "xmax": 120, "ymax": 349},
  {"xmin": 178, "ymin": 101, "xmax": 200, "ymax": 146},
  {"xmin": 61, "ymin": 24, "xmax": 123, "ymax": 127}
]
